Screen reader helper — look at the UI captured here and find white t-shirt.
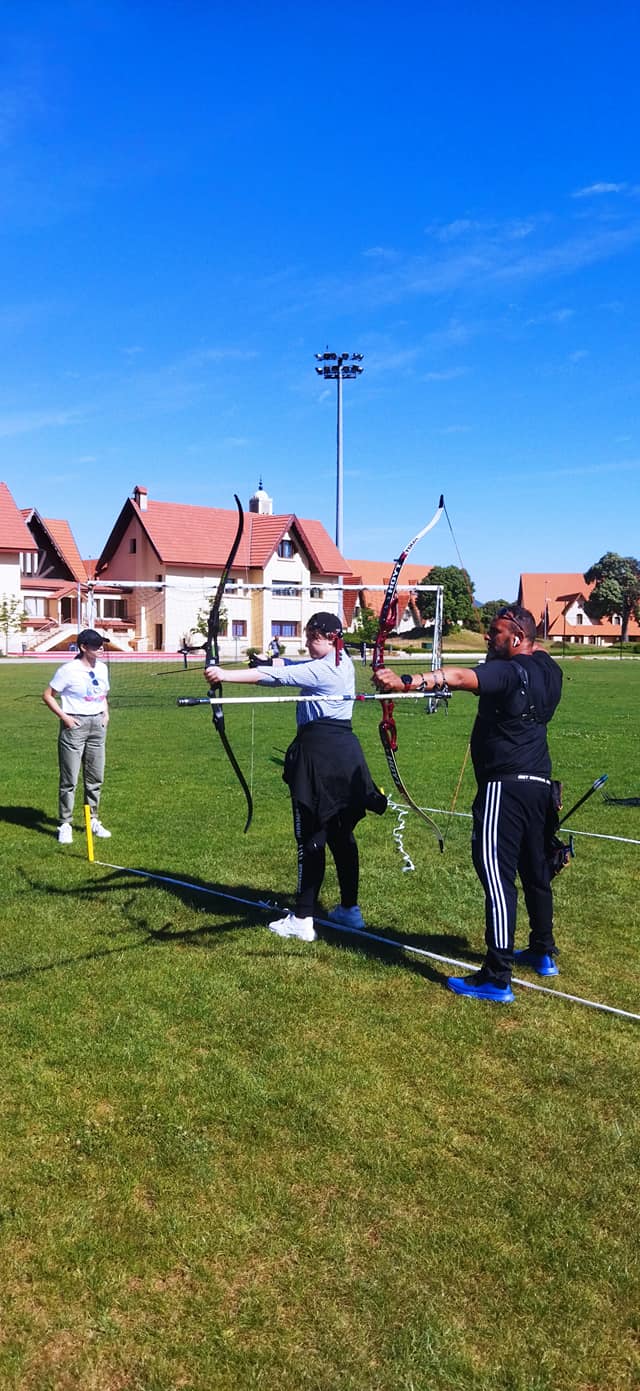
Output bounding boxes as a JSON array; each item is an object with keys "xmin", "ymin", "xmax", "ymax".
[{"xmin": 49, "ymin": 658, "xmax": 110, "ymax": 716}]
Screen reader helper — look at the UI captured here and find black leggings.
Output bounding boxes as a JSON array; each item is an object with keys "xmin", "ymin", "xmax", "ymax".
[{"xmin": 292, "ymin": 801, "xmax": 359, "ymax": 918}]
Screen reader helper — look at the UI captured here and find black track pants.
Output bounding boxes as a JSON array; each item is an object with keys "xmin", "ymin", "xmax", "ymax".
[
  {"xmin": 292, "ymin": 802, "xmax": 359, "ymax": 919},
  {"xmin": 472, "ymin": 779, "xmax": 556, "ymax": 985}
]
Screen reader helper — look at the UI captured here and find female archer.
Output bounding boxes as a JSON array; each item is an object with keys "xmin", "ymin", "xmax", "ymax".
[{"xmin": 205, "ymin": 611, "xmax": 386, "ymax": 940}]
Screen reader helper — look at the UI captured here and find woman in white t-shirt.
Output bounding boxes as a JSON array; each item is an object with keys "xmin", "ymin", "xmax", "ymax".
[{"xmin": 42, "ymin": 629, "xmax": 112, "ymax": 845}]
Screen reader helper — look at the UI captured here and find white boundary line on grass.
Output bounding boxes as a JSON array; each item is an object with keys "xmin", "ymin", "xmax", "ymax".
[
  {"xmin": 92, "ymin": 860, "xmax": 640, "ymax": 1023},
  {"xmin": 419, "ymin": 807, "xmax": 640, "ymax": 847}
]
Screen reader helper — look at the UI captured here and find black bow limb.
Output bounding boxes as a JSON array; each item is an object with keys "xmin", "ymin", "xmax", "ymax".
[{"xmin": 205, "ymin": 494, "xmax": 253, "ymax": 833}]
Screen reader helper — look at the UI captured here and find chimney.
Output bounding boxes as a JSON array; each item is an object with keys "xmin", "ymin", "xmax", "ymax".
[{"xmin": 133, "ymin": 485, "xmax": 148, "ymax": 512}]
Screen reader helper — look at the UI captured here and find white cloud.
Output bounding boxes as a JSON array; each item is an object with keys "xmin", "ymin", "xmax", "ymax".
[
  {"xmin": 525, "ymin": 307, "xmax": 575, "ymax": 326},
  {"xmin": 424, "ymin": 367, "xmax": 467, "ymax": 381},
  {"xmin": 0, "ymin": 406, "xmax": 85, "ymax": 437},
  {"xmin": 572, "ymin": 182, "xmax": 627, "ymax": 198},
  {"xmin": 364, "ymin": 346, "xmax": 422, "ymax": 374},
  {"xmin": 363, "ymin": 246, "xmax": 399, "ymax": 260}
]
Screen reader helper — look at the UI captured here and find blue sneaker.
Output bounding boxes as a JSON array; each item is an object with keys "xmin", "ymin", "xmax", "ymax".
[
  {"xmin": 447, "ymin": 974, "xmax": 515, "ymax": 1003},
  {"xmin": 513, "ymin": 948, "xmax": 559, "ymax": 977},
  {"xmin": 326, "ymin": 905, "xmax": 366, "ymax": 930}
]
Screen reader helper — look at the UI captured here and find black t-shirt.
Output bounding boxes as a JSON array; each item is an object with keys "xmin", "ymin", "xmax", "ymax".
[{"xmin": 469, "ymin": 650, "xmax": 562, "ymax": 780}]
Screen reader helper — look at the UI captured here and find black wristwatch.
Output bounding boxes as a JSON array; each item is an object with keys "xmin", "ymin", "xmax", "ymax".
[{"xmin": 400, "ymin": 674, "xmax": 413, "ymax": 688}]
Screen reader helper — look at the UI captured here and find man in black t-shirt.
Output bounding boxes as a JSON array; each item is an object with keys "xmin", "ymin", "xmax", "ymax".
[{"xmin": 374, "ymin": 605, "xmax": 563, "ymax": 1003}]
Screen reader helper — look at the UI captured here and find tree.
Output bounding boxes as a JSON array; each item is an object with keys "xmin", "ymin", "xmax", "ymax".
[
  {"xmin": 415, "ymin": 565, "xmax": 478, "ymax": 634},
  {"xmin": 350, "ymin": 603, "xmax": 379, "ymax": 644},
  {"xmin": 583, "ymin": 553, "xmax": 640, "ymax": 643},
  {"xmin": 478, "ymin": 598, "xmax": 511, "ymax": 630},
  {"xmin": 0, "ymin": 595, "xmax": 26, "ymax": 654},
  {"xmin": 195, "ymin": 598, "xmax": 228, "ymax": 639}
]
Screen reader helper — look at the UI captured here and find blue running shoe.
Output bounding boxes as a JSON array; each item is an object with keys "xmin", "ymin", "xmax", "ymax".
[
  {"xmin": 326, "ymin": 905, "xmax": 366, "ymax": 930},
  {"xmin": 513, "ymin": 948, "xmax": 559, "ymax": 977},
  {"xmin": 447, "ymin": 974, "xmax": 515, "ymax": 1003}
]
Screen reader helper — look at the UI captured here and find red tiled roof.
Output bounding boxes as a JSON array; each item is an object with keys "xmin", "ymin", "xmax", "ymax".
[
  {"xmin": 21, "ymin": 579, "xmax": 78, "ymax": 596},
  {"xmin": 0, "ymin": 482, "xmax": 37, "ymax": 551},
  {"xmin": 519, "ymin": 573, "xmax": 588, "ymax": 622},
  {"xmin": 292, "ymin": 518, "xmax": 353, "ymax": 575},
  {"xmin": 519, "ymin": 572, "xmax": 640, "ymax": 639},
  {"xmin": 347, "ymin": 559, "xmax": 432, "ymax": 619},
  {"xmin": 42, "ymin": 518, "xmax": 88, "ymax": 582},
  {"xmin": 20, "ymin": 507, "xmax": 88, "ymax": 581},
  {"xmin": 102, "ymin": 498, "xmax": 353, "ymax": 576}
]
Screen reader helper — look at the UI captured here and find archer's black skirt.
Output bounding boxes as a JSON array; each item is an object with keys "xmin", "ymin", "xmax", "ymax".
[{"xmin": 283, "ymin": 718, "xmax": 387, "ymax": 827}]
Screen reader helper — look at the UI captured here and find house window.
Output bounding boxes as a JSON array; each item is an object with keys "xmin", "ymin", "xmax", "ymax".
[
  {"xmin": 576, "ymin": 612, "xmax": 583, "ymax": 625},
  {"xmin": 24, "ymin": 597, "xmax": 46, "ymax": 617},
  {"xmin": 273, "ymin": 584, "xmax": 300, "ymax": 597},
  {"xmin": 103, "ymin": 599, "xmax": 127, "ymax": 620},
  {"xmin": 272, "ymin": 621, "xmax": 299, "ymax": 639},
  {"xmin": 310, "ymin": 586, "xmax": 323, "ymax": 599},
  {"xmin": 20, "ymin": 551, "xmax": 39, "ymax": 575},
  {"xmin": 129, "ymin": 537, "xmax": 137, "ymax": 554},
  {"xmin": 277, "ymin": 539, "xmax": 294, "ymax": 559},
  {"xmin": 232, "ymin": 620, "xmax": 247, "ymax": 638}
]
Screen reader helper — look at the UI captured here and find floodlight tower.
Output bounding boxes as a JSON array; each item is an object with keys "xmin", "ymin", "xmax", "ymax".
[
  {"xmin": 315, "ymin": 349, "xmax": 364, "ymax": 555},
  {"xmin": 315, "ymin": 349, "xmax": 364, "ymax": 619}
]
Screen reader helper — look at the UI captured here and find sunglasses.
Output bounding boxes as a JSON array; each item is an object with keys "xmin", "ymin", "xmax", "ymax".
[{"xmin": 493, "ymin": 608, "xmax": 526, "ymax": 637}]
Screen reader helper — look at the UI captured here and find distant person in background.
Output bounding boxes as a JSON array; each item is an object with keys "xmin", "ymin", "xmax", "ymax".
[
  {"xmin": 42, "ymin": 629, "xmax": 112, "ymax": 845},
  {"xmin": 206, "ymin": 612, "xmax": 386, "ymax": 940},
  {"xmin": 267, "ymin": 637, "xmax": 281, "ymax": 661},
  {"xmin": 374, "ymin": 605, "xmax": 563, "ymax": 1003}
]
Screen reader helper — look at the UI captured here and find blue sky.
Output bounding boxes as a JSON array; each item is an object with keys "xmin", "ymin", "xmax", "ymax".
[{"xmin": 1, "ymin": 1, "xmax": 638, "ymax": 600}]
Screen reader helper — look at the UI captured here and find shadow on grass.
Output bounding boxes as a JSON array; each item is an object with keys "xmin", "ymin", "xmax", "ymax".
[
  {"xmin": 7, "ymin": 854, "xmax": 480, "ymax": 992},
  {"xmin": 85, "ymin": 861, "xmax": 481, "ymax": 989},
  {"xmin": 0, "ymin": 804, "xmax": 57, "ymax": 835},
  {"xmin": 2, "ymin": 865, "xmax": 266, "ymax": 984},
  {"xmin": 315, "ymin": 919, "xmax": 481, "ymax": 989}
]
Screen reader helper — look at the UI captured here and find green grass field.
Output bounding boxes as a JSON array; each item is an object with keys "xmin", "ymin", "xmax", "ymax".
[{"xmin": 1, "ymin": 656, "xmax": 639, "ymax": 1391}]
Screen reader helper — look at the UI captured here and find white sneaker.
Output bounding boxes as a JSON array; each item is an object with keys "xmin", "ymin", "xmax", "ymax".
[
  {"xmin": 268, "ymin": 913, "xmax": 317, "ymax": 942},
  {"xmin": 58, "ymin": 823, "xmax": 73, "ymax": 845},
  {"xmin": 90, "ymin": 818, "xmax": 112, "ymax": 839}
]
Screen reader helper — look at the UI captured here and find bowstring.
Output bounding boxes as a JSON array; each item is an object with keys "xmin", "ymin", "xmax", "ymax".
[{"xmin": 441, "ymin": 500, "xmax": 483, "ymax": 846}]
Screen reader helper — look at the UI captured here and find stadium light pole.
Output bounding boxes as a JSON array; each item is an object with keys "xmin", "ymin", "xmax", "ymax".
[{"xmin": 315, "ymin": 349, "xmax": 364, "ymax": 618}]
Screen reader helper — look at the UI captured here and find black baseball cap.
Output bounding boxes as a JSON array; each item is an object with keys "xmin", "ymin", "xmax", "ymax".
[
  {"xmin": 77, "ymin": 629, "xmax": 108, "ymax": 649},
  {"xmin": 306, "ymin": 611, "xmax": 343, "ymax": 637}
]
